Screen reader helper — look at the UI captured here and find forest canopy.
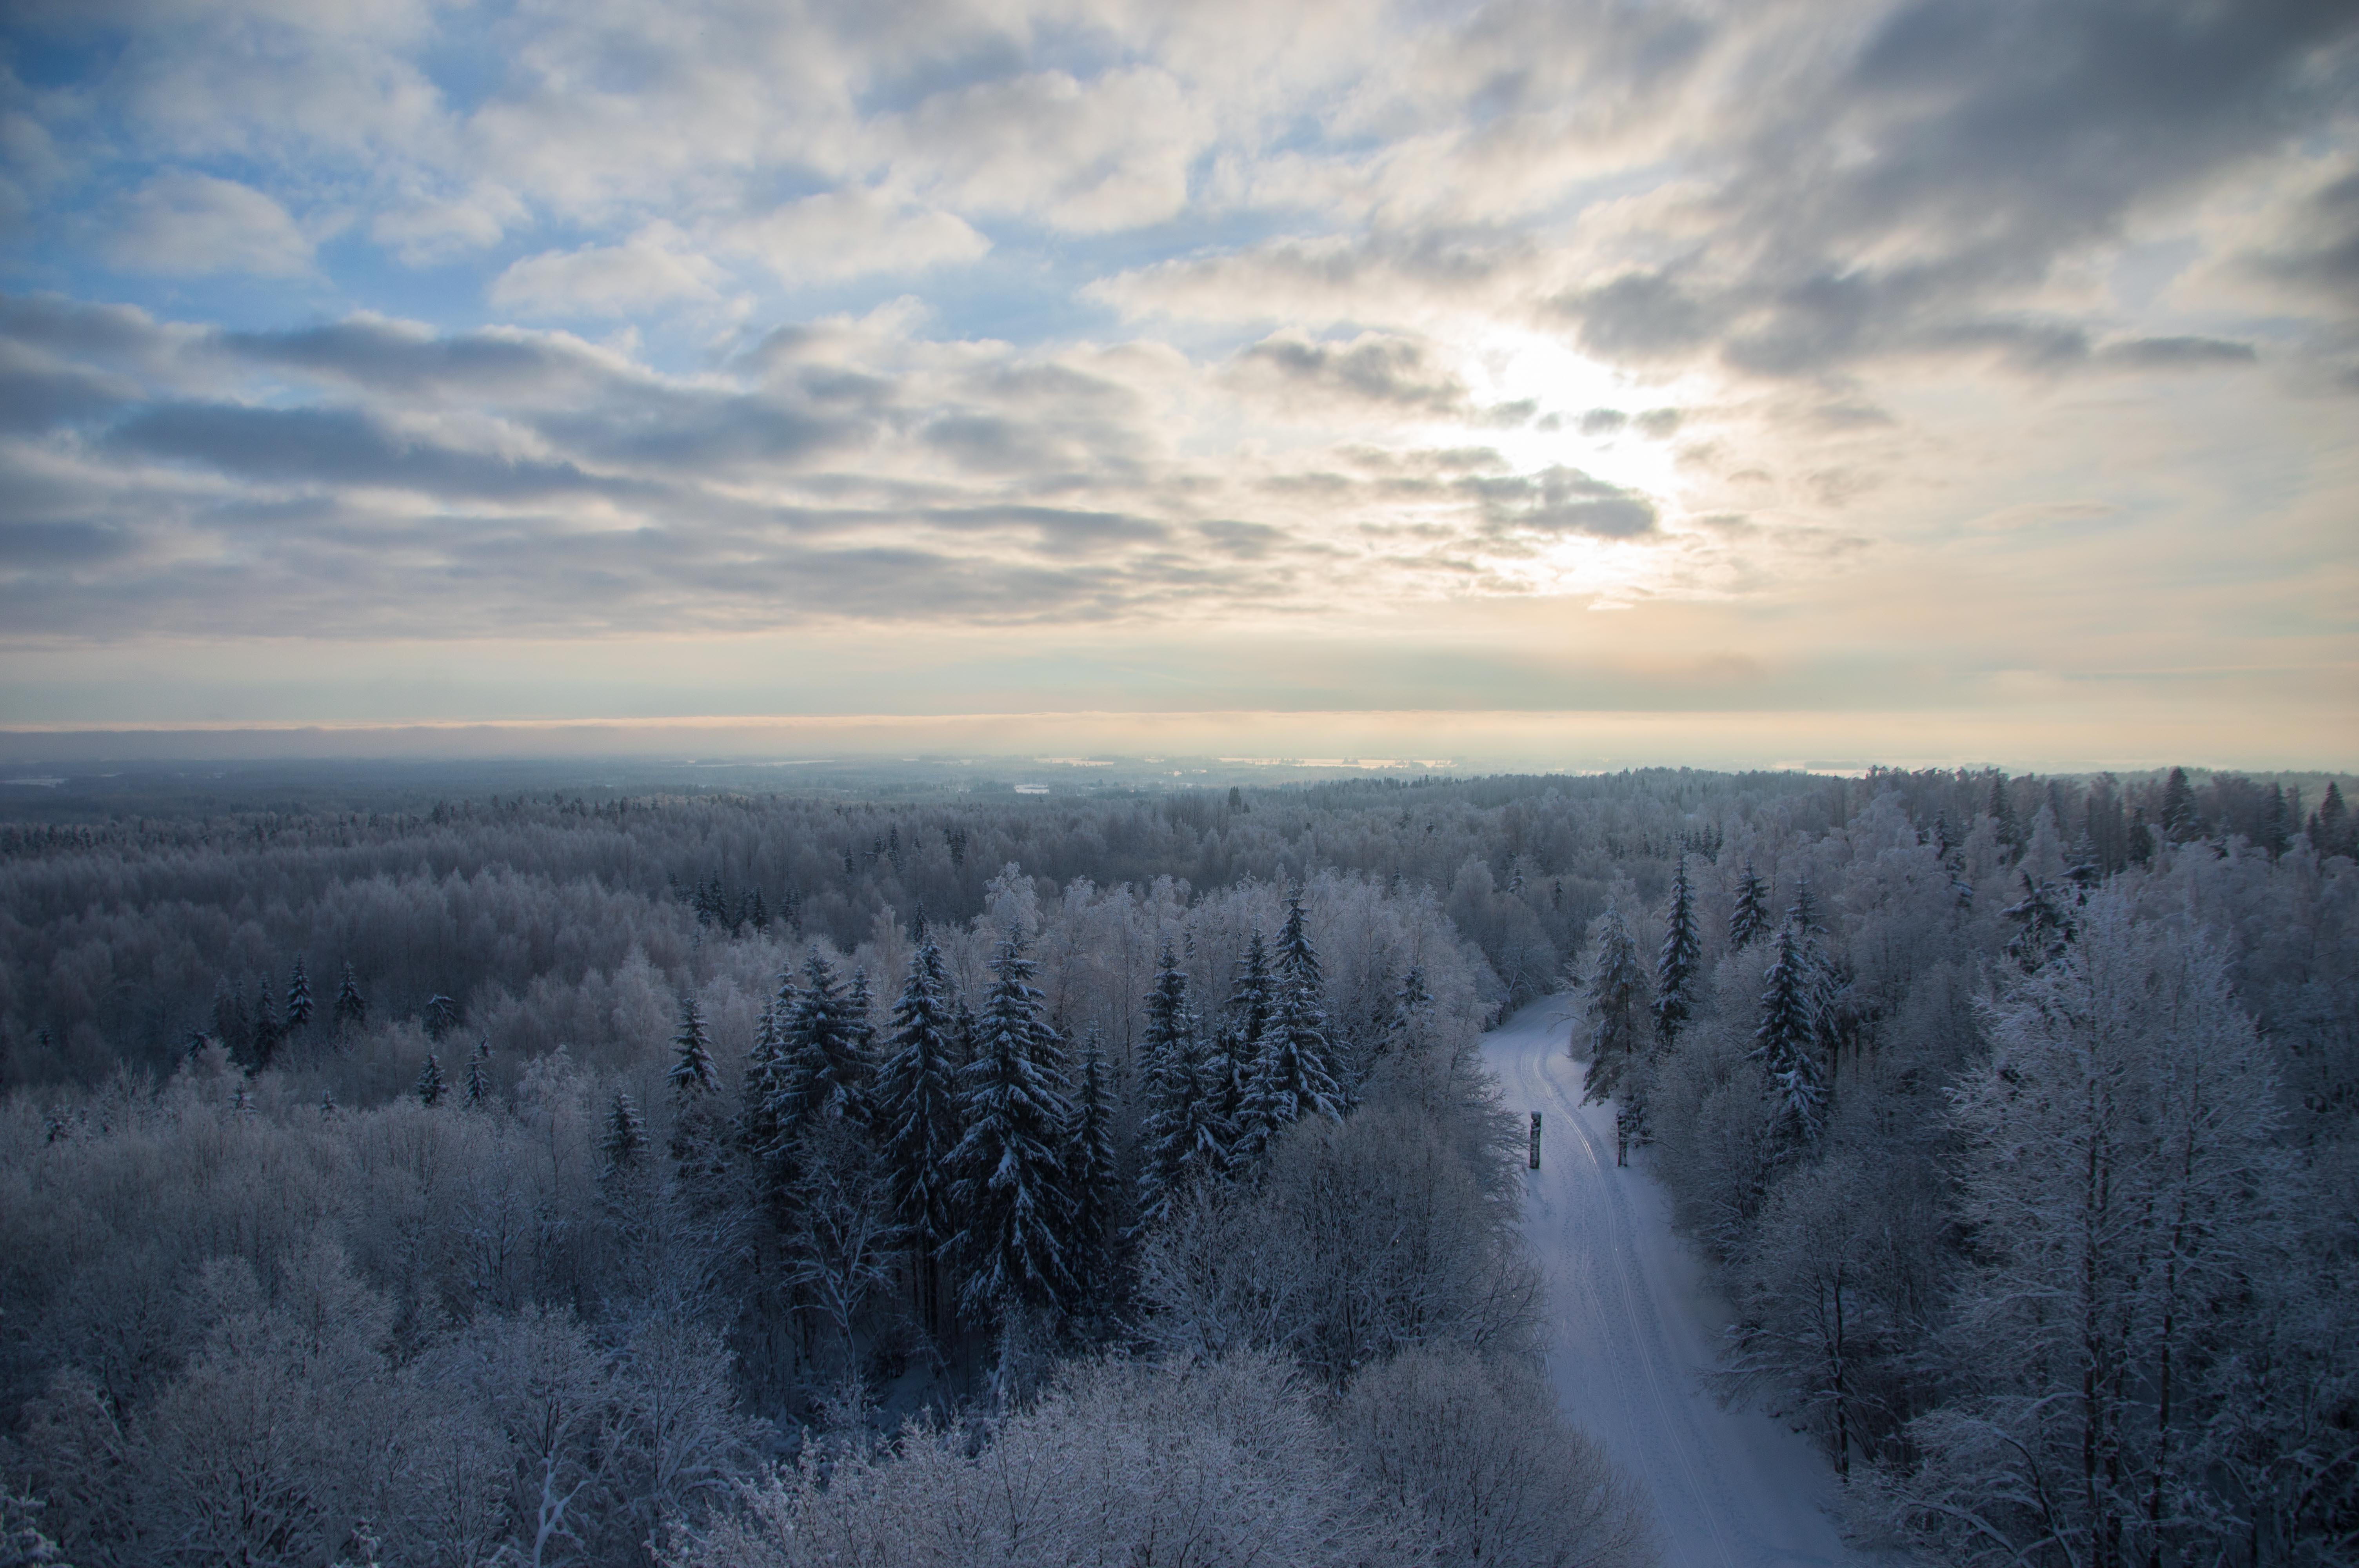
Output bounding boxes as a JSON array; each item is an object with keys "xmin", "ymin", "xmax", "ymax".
[{"xmin": 0, "ymin": 761, "xmax": 2350, "ymax": 1567}]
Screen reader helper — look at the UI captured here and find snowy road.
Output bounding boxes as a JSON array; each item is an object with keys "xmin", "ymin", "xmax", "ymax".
[{"xmin": 1483, "ymin": 997, "xmax": 1873, "ymax": 1568}]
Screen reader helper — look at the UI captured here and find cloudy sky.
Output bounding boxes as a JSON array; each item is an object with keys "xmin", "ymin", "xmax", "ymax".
[{"xmin": 1, "ymin": 0, "xmax": 2354, "ymax": 769}]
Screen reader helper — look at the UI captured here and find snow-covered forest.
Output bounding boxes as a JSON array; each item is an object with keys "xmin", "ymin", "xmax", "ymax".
[{"xmin": 0, "ymin": 764, "xmax": 2352, "ymax": 1566}]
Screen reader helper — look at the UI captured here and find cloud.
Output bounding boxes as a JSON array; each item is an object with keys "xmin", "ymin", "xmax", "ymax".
[
  {"xmin": 884, "ymin": 67, "xmax": 1208, "ymax": 232},
  {"xmin": 107, "ymin": 402, "xmax": 625, "ymax": 501},
  {"xmin": 221, "ymin": 316, "xmax": 624, "ymax": 399},
  {"xmin": 1471, "ymin": 466, "xmax": 1661, "ymax": 539},
  {"xmin": 489, "ymin": 224, "xmax": 731, "ymax": 318},
  {"xmin": 725, "ymin": 189, "xmax": 989, "ymax": 284},
  {"xmin": 2248, "ymin": 165, "xmax": 2359, "ymax": 307},
  {"xmin": 1231, "ymin": 330, "xmax": 1469, "ymax": 414},
  {"xmin": 2092, "ymin": 336, "xmax": 2258, "ymax": 369},
  {"xmin": 102, "ymin": 172, "xmax": 313, "ymax": 277},
  {"xmin": 0, "ymin": 341, "xmax": 138, "ymax": 430}
]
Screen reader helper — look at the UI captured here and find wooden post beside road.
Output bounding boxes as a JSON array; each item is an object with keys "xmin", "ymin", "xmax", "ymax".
[{"xmin": 1529, "ymin": 1111, "xmax": 1541, "ymax": 1170}]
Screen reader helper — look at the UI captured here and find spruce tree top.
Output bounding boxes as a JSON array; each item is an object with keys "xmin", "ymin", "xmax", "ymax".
[
  {"xmin": 1729, "ymin": 860, "xmax": 1770, "ymax": 951},
  {"xmin": 1229, "ymin": 929, "xmax": 1276, "ymax": 1043},
  {"xmin": 780, "ymin": 951, "xmax": 873, "ymax": 1125},
  {"xmin": 284, "ymin": 959, "xmax": 314, "ymax": 1028},
  {"xmin": 1653, "ymin": 854, "xmax": 1701, "ymax": 1046},
  {"xmin": 1276, "ymin": 892, "xmax": 1322, "ymax": 991},
  {"xmin": 668, "ymin": 993, "xmax": 718, "ymax": 1099},
  {"xmin": 333, "ymin": 962, "xmax": 366, "ymax": 1026}
]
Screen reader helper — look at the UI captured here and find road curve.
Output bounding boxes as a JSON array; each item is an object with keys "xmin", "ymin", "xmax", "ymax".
[{"xmin": 1483, "ymin": 996, "xmax": 1873, "ymax": 1568}]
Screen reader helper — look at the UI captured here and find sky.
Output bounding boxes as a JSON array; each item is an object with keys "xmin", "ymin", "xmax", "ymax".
[{"xmin": 0, "ymin": 0, "xmax": 2354, "ymax": 772}]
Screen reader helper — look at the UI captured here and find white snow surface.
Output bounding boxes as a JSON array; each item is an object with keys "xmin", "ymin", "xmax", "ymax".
[{"xmin": 1484, "ymin": 997, "xmax": 1879, "ymax": 1568}]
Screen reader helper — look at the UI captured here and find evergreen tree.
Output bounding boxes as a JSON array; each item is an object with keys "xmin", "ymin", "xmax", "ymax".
[
  {"xmin": 1240, "ymin": 969, "xmax": 1341, "ymax": 1157},
  {"xmin": 422, "ymin": 993, "xmax": 459, "ymax": 1042},
  {"xmin": 1787, "ymin": 875, "xmax": 1822, "ymax": 935},
  {"xmin": 667, "ymin": 994, "xmax": 719, "ymax": 1100},
  {"xmin": 1137, "ymin": 943, "xmax": 1231, "ymax": 1227},
  {"xmin": 2313, "ymin": 780, "xmax": 2350, "ymax": 858},
  {"xmin": 2002, "ymin": 873, "xmax": 2078, "ymax": 973},
  {"xmin": 743, "ymin": 995, "xmax": 781, "ymax": 1137},
  {"xmin": 771, "ymin": 954, "xmax": 871, "ymax": 1132},
  {"xmin": 1227, "ymin": 929, "xmax": 1276, "ymax": 1050},
  {"xmin": 2262, "ymin": 784, "xmax": 2291, "ymax": 860},
  {"xmin": 600, "ymin": 1090, "xmax": 647, "ymax": 1172},
  {"xmin": 875, "ymin": 935, "xmax": 961, "ymax": 1330},
  {"xmin": 414, "ymin": 1052, "xmax": 446, "ymax": 1107},
  {"xmin": 1653, "ymin": 854, "xmax": 1701, "ymax": 1047},
  {"xmin": 283, "ymin": 958, "xmax": 314, "ymax": 1033},
  {"xmin": 667, "ymin": 996, "xmax": 731, "ymax": 1198},
  {"xmin": 463, "ymin": 1038, "xmax": 493, "ymax": 1108},
  {"xmin": 332, "ymin": 962, "xmax": 366, "ymax": 1030},
  {"xmin": 1581, "ymin": 902, "xmax": 1650, "ymax": 1107},
  {"xmin": 248, "ymin": 978, "xmax": 283, "ymax": 1071},
  {"xmin": 2126, "ymin": 808, "xmax": 2157, "ymax": 865},
  {"xmin": 1751, "ymin": 924, "xmax": 1825, "ymax": 1145},
  {"xmin": 2159, "ymin": 765, "xmax": 2198, "ymax": 842},
  {"xmin": 1989, "ymin": 771, "xmax": 2019, "ymax": 849},
  {"xmin": 318, "ymin": 1087, "xmax": 337, "ymax": 1120},
  {"xmin": 846, "ymin": 965, "xmax": 878, "ymax": 1060},
  {"xmin": 947, "ymin": 929, "xmax": 1077, "ymax": 1322},
  {"xmin": 741, "ymin": 984, "xmax": 792, "ymax": 1207},
  {"xmin": 213, "ymin": 984, "xmax": 250, "ymax": 1060},
  {"xmin": 1275, "ymin": 890, "xmax": 1323, "ymax": 993},
  {"xmin": 1066, "ymin": 1028, "xmax": 1121, "ymax": 1308},
  {"xmin": 1728, "ymin": 860, "xmax": 1770, "ymax": 952}
]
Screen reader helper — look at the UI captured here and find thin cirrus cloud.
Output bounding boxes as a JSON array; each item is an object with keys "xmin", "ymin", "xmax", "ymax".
[{"xmin": 0, "ymin": 0, "xmax": 2352, "ymax": 764}]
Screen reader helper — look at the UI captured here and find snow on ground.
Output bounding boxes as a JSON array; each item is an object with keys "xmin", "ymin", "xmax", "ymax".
[{"xmin": 1483, "ymin": 996, "xmax": 1880, "ymax": 1568}]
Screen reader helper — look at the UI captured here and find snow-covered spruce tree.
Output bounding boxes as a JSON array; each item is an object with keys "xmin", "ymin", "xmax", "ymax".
[
  {"xmin": 332, "ymin": 961, "xmax": 366, "ymax": 1030},
  {"xmin": 2159, "ymin": 763, "xmax": 2198, "ymax": 842},
  {"xmin": 601, "ymin": 1089, "xmax": 647, "ymax": 1174},
  {"xmin": 463, "ymin": 1039, "xmax": 492, "ymax": 1109},
  {"xmin": 414, "ymin": 1051, "xmax": 446, "ymax": 1107},
  {"xmin": 1241, "ymin": 971, "xmax": 1343, "ymax": 1158},
  {"xmin": 1067, "ymin": 1028, "xmax": 1122, "ymax": 1309},
  {"xmin": 2000, "ymin": 871, "xmax": 2077, "ymax": 973},
  {"xmin": 1228, "ymin": 929, "xmax": 1277, "ymax": 1054},
  {"xmin": 1750, "ymin": 923, "xmax": 1824, "ymax": 1147},
  {"xmin": 741, "ymin": 995, "xmax": 786, "ymax": 1176},
  {"xmin": 1787, "ymin": 874, "xmax": 1822, "ymax": 936},
  {"xmin": 1881, "ymin": 896, "xmax": 2289, "ymax": 1568},
  {"xmin": 740, "ymin": 967, "xmax": 798, "ymax": 1212},
  {"xmin": 667, "ymin": 994, "xmax": 719, "ymax": 1099},
  {"xmin": 668, "ymin": 994, "xmax": 730, "ymax": 1197},
  {"xmin": 1578, "ymin": 902, "xmax": 1649, "ymax": 1108},
  {"xmin": 1138, "ymin": 943, "xmax": 1231, "ymax": 1226},
  {"xmin": 1653, "ymin": 854, "xmax": 1701, "ymax": 1047},
  {"xmin": 845, "ymin": 965, "xmax": 878, "ymax": 1060},
  {"xmin": 775, "ymin": 953, "xmax": 872, "ymax": 1131},
  {"xmin": 422, "ymin": 993, "xmax": 459, "ymax": 1043},
  {"xmin": 947, "ymin": 928, "xmax": 1078, "ymax": 1324},
  {"xmin": 874, "ymin": 933, "xmax": 961, "ymax": 1332},
  {"xmin": 1728, "ymin": 860, "xmax": 1771, "ymax": 952},
  {"xmin": 247, "ymin": 979, "xmax": 282, "ymax": 1071},
  {"xmin": 283, "ymin": 957, "xmax": 313, "ymax": 1033},
  {"xmin": 2312, "ymin": 778, "xmax": 2351, "ymax": 857},
  {"xmin": 1276, "ymin": 889, "xmax": 1323, "ymax": 993}
]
